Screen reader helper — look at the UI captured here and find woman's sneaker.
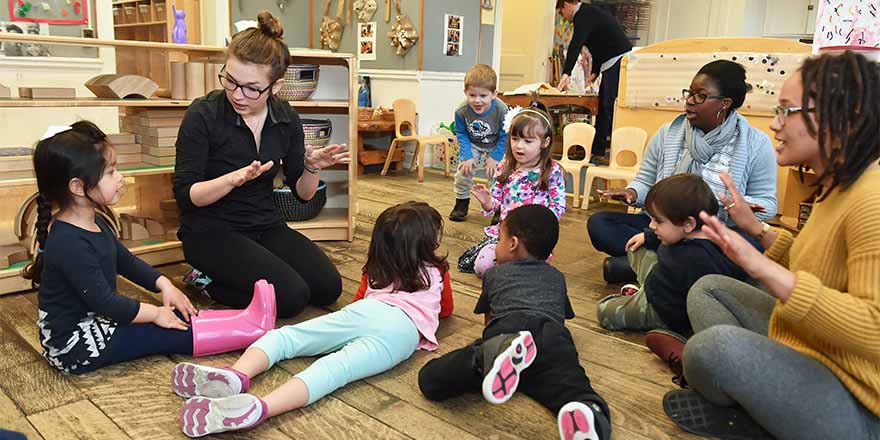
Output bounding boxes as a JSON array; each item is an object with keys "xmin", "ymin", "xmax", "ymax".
[
  {"xmin": 183, "ymin": 268, "xmax": 212, "ymax": 292},
  {"xmin": 480, "ymin": 331, "xmax": 537, "ymax": 404},
  {"xmin": 172, "ymin": 362, "xmax": 250, "ymax": 399},
  {"xmin": 180, "ymin": 394, "xmax": 268, "ymax": 438},
  {"xmin": 558, "ymin": 401, "xmax": 601, "ymax": 440}
]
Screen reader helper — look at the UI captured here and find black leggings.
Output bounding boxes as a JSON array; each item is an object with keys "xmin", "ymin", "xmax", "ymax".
[
  {"xmin": 72, "ymin": 318, "xmax": 193, "ymax": 375},
  {"xmin": 181, "ymin": 225, "xmax": 342, "ymax": 318}
]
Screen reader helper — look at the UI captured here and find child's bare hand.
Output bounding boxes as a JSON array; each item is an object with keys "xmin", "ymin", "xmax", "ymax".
[
  {"xmin": 161, "ymin": 286, "xmax": 197, "ymax": 322},
  {"xmin": 471, "ymin": 183, "xmax": 492, "ymax": 208},
  {"xmin": 485, "ymin": 158, "xmax": 499, "ymax": 180},
  {"xmin": 626, "ymin": 232, "xmax": 645, "ymax": 252},
  {"xmin": 459, "ymin": 159, "xmax": 475, "ymax": 177},
  {"xmin": 154, "ymin": 306, "xmax": 189, "ymax": 331},
  {"xmin": 598, "ymin": 188, "xmax": 636, "ymax": 204}
]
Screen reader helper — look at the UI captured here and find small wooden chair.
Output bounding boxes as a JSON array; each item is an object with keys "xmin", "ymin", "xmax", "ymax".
[
  {"xmin": 559, "ymin": 122, "xmax": 596, "ymax": 208},
  {"xmin": 582, "ymin": 126, "xmax": 648, "ymax": 210},
  {"xmin": 381, "ymin": 98, "xmax": 455, "ymax": 182}
]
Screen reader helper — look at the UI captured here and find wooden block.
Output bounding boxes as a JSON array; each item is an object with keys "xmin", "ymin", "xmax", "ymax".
[
  {"xmin": 184, "ymin": 62, "xmax": 206, "ymax": 100},
  {"xmin": 126, "ymin": 108, "xmax": 187, "ymax": 118},
  {"xmin": 143, "ymin": 146, "xmax": 176, "ymax": 157},
  {"xmin": 0, "ymin": 244, "xmax": 29, "ymax": 269},
  {"xmin": 136, "ymin": 134, "xmax": 176, "ymax": 147},
  {"xmin": 85, "ymin": 73, "xmax": 159, "ymax": 99},
  {"xmin": 106, "ymin": 133, "xmax": 136, "ymax": 145},
  {"xmin": 145, "ymin": 218, "xmax": 165, "ymax": 237},
  {"xmin": 113, "ymin": 143, "xmax": 142, "ymax": 155},
  {"xmin": 0, "ymin": 157, "xmax": 33, "ymax": 172},
  {"xmin": 124, "ymin": 115, "xmax": 183, "ymax": 127},
  {"xmin": 129, "ymin": 222, "xmax": 149, "ymax": 241},
  {"xmin": 143, "ymin": 154, "xmax": 176, "ymax": 166},
  {"xmin": 120, "ymin": 219, "xmax": 131, "ymax": 240},
  {"xmin": 116, "ymin": 153, "xmax": 141, "ymax": 164},
  {"xmin": 18, "ymin": 87, "xmax": 76, "ymax": 99},
  {"xmin": 137, "ymin": 126, "xmax": 179, "ymax": 138},
  {"xmin": 0, "ymin": 83, "xmax": 10, "ymax": 98},
  {"xmin": 171, "ymin": 61, "xmax": 187, "ymax": 100}
]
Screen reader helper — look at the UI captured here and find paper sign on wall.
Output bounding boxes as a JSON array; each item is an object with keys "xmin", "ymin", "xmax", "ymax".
[
  {"xmin": 444, "ymin": 14, "xmax": 462, "ymax": 56},
  {"xmin": 358, "ymin": 22, "xmax": 377, "ymax": 61},
  {"xmin": 813, "ymin": 0, "xmax": 880, "ymax": 52}
]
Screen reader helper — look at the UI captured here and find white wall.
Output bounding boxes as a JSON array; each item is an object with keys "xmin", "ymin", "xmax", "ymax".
[
  {"xmin": 648, "ymin": 0, "xmax": 775, "ymax": 44},
  {"xmin": 0, "ymin": 1, "xmax": 118, "ymax": 148}
]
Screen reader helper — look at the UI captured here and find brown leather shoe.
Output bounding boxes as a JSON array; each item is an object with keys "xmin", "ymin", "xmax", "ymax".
[{"xmin": 646, "ymin": 329, "xmax": 688, "ymax": 387}]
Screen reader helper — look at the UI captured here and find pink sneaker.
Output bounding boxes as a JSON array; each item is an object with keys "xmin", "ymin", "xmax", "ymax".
[
  {"xmin": 180, "ymin": 394, "xmax": 267, "ymax": 438},
  {"xmin": 481, "ymin": 331, "xmax": 537, "ymax": 404},
  {"xmin": 172, "ymin": 362, "xmax": 250, "ymax": 399},
  {"xmin": 558, "ymin": 401, "xmax": 600, "ymax": 440},
  {"xmin": 619, "ymin": 284, "xmax": 639, "ymax": 296}
]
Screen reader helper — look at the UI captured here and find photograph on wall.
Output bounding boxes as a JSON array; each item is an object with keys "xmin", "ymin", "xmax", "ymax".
[
  {"xmin": 0, "ymin": 21, "xmax": 50, "ymax": 56},
  {"xmin": 443, "ymin": 14, "xmax": 463, "ymax": 56},
  {"xmin": 7, "ymin": 0, "xmax": 89, "ymax": 25},
  {"xmin": 358, "ymin": 22, "xmax": 377, "ymax": 61}
]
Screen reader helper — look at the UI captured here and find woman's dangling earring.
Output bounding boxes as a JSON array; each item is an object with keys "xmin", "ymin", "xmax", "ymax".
[{"xmin": 717, "ymin": 108, "xmax": 723, "ymax": 120}]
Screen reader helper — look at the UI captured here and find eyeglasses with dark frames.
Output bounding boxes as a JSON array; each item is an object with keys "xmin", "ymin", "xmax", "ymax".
[
  {"xmin": 682, "ymin": 89, "xmax": 725, "ymax": 105},
  {"xmin": 218, "ymin": 66, "xmax": 277, "ymax": 100}
]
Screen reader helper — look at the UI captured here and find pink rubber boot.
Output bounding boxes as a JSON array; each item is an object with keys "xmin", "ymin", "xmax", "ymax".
[{"xmin": 190, "ymin": 280, "xmax": 277, "ymax": 357}]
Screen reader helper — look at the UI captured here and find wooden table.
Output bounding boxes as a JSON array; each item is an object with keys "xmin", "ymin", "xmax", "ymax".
[
  {"xmin": 357, "ymin": 119, "xmax": 404, "ymax": 174},
  {"xmin": 498, "ymin": 93, "xmax": 599, "ymax": 117}
]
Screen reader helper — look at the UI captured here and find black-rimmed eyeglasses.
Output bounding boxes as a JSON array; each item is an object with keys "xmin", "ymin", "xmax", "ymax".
[
  {"xmin": 682, "ymin": 89, "xmax": 725, "ymax": 104},
  {"xmin": 218, "ymin": 67, "xmax": 276, "ymax": 100}
]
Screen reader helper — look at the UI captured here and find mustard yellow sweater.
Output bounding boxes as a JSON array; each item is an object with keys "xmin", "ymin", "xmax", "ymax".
[{"xmin": 765, "ymin": 167, "xmax": 880, "ymax": 416}]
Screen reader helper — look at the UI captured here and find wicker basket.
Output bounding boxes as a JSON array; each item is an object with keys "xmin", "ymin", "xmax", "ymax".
[
  {"xmin": 273, "ymin": 181, "xmax": 327, "ymax": 221},
  {"xmin": 302, "ymin": 119, "xmax": 332, "ymax": 146},
  {"xmin": 278, "ymin": 64, "xmax": 320, "ymax": 101}
]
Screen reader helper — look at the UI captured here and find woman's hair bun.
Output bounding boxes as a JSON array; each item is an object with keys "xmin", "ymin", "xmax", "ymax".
[{"xmin": 257, "ymin": 11, "xmax": 284, "ymax": 39}]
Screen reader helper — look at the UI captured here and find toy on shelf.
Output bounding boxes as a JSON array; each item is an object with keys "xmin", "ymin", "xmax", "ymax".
[
  {"xmin": 85, "ymin": 74, "xmax": 159, "ymax": 99},
  {"xmin": 172, "ymin": 6, "xmax": 187, "ymax": 44},
  {"xmin": 18, "ymin": 87, "xmax": 76, "ymax": 99},
  {"xmin": 0, "ymin": 83, "xmax": 10, "ymax": 98}
]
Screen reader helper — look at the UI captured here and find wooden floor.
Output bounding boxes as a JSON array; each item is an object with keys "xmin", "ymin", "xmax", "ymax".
[{"xmin": 0, "ymin": 170, "xmax": 699, "ymax": 440}]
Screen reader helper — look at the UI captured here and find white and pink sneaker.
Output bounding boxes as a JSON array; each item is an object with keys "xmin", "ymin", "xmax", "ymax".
[
  {"xmin": 180, "ymin": 393, "xmax": 268, "ymax": 438},
  {"xmin": 172, "ymin": 362, "xmax": 250, "ymax": 399},
  {"xmin": 481, "ymin": 331, "xmax": 538, "ymax": 404},
  {"xmin": 558, "ymin": 401, "xmax": 600, "ymax": 440}
]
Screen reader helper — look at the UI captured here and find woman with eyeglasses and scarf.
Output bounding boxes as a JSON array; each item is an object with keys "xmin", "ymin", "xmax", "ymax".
[
  {"xmin": 173, "ymin": 11, "xmax": 348, "ymax": 319},
  {"xmin": 588, "ymin": 60, "xmax": 778, "ymax": 284}
]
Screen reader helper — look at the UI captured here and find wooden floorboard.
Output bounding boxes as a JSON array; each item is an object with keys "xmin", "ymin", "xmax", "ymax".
[{"xmin": 0, "ymin": 170, "xmax": 698, "ymax": 439}]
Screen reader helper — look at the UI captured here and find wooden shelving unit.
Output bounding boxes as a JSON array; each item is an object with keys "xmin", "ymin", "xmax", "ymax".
[{"xmin": 0, "ymin": 33, "xmax": 358, "ymax": 295}]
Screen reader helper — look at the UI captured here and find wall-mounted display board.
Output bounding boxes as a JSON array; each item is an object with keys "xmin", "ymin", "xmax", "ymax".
[{"xmin": 624, "ymin": 51, "xmax": 808, "ymax": 113}]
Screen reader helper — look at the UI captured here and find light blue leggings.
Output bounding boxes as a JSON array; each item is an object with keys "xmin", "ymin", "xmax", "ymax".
[{"xmin": 250, "ymin": 298, "xmax": 419, "ymax": 405}]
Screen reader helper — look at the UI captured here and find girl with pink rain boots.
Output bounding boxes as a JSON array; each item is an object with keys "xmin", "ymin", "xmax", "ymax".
[{"xmin": 25, "ymin": 121, "xmax": 277, "ymax": 375}]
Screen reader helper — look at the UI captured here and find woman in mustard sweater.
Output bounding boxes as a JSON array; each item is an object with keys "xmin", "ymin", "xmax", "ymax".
[{"xmin": 660, "ymin": 52, "xmax": 880, "ymax": 439}]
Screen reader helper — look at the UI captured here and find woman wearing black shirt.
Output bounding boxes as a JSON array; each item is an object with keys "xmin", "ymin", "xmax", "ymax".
[{"xmin": 173, "ymin": 11, "xmax": 348, "ymax": 318}]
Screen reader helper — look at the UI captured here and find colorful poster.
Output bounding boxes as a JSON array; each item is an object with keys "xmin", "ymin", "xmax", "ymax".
[
  {"xmin": 813, "ymin": 0, "xmax": 880, "ymax": 52},
  {"xmin": 8, "ymin": 0, "xmax": 89, "ymax": 25},
  {"xmin": 444, "ymin": 14, "xmax": 462, "ymax": 56},
  {"xmin": 358, "ymin": 22, "xmax": 376, "ymax": 61}
]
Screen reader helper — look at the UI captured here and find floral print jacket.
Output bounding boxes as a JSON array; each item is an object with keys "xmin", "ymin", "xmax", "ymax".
[{"xmin": 482, "ymin": 160, "xmax": 566, "ymax": 237}]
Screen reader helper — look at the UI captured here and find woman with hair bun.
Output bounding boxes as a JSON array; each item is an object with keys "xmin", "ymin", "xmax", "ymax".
[{"xmin": 173, "ymin": 11, "xmax": 349, "ymax": 319}]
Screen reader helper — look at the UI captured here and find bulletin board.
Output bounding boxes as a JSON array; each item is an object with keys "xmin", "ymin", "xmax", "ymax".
[
  {"xmin": 813, "ymin": 0, "xmax": 880, "ymax": 51},
  {"xmin": 624, "ymin": 51, "xmax": 808, "ymax": 113},
  {"xmin": 0, "ymin": 0, "xmax": 96, "ymax": 57},
  {"xmin": 7, "ymin": 0, "xmax": 88, "ymax": 25}
]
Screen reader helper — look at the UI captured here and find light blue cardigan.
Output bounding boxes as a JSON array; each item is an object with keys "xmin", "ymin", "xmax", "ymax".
[{"xmin": 627, "ymin": 113, "xmax": 778, "ymax": 225}]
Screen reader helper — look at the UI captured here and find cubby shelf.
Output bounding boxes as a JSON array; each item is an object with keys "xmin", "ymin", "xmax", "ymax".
[{"xmin": 0, "ymin": 33, "xmax": 358, "ymax": 296}]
